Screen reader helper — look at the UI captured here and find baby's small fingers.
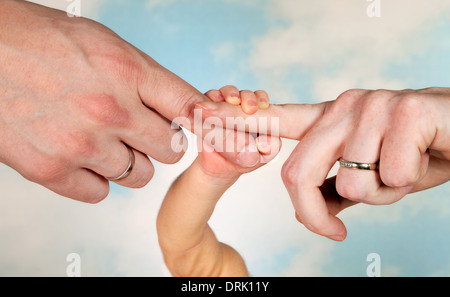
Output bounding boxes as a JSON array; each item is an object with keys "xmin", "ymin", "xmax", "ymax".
[
  {"xmin": 220, "ymin": 85, "xmax": 241, "ymax": 106},
  {"xmin": 255, "ymin": 90, "xmax": 270, "ymax": 110},
  {"xmin": 240, "ymin": 90, "xmax": 259, "ymax": 115},
  {"xmin": 204, "ymin": 90, "xmax": 226, "ymax": 103},
  {"xmin": 256, "ymin": 135, "xmax": 282, "ymax": 164}
]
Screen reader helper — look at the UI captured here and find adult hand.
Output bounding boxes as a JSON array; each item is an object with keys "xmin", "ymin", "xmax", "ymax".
[
  {"xmin": 198, "ymin": 87, "xmax": 450, "ymax": 241},
  {"xmin": 0, "ymin": 0, "xmax": 259, "ymax": 203}
]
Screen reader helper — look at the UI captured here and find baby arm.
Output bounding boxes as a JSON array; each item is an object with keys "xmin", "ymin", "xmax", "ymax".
[
  {"xmin": 157, "ymin": 158, "xmax": 247, "ymax": 277},
  {"xmin": 157, "ymin": 87, "xmax": 279, "ymax": 277}
]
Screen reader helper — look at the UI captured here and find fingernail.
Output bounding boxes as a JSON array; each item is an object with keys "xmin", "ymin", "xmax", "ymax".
[
  {"xmin": 256, "ymin": 136, "xmax": 270, "ymax": 154},
  {"xmin": 258, "ymin": 100, "xmax": 270, "ymax": 110},
  {"xmin": 329, "ymin": 234, "xmax": 345, "ymax": 241},
  {"xmin": 195, "ymin": 102, "xmax": 219, "ymax": 111},
  {"xmin": 236, "ymin": 144, "xmax": 260, "ymax": 168},
  {"xmin": 226, "ymin": 95, "xmax": 241, "ymax": 106}
]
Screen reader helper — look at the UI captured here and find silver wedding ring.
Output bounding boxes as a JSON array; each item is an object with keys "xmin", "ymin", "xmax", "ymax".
[
  {"xmin": 106, "ymin": 145, "xmax": 136, "ymax": 181},
  {"xmin": 339, "ymin": 159, "xmax": 379, "ymax": 171}
]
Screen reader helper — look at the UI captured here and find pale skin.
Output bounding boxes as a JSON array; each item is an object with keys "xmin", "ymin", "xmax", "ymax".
[
  {"xmin": 0, "ymin": 0, "xmax": 264, "ymax": 203},
  {"xmin": 1, "ymin": 1, "xmax": 448, "ymax": 243},
  {"xmin": 157, "ymin": 89, "xmax": 280, "ymax": 277},
  {"xmin": 198, "ymin": 87, "xmax": 450, "ymax": 241}
]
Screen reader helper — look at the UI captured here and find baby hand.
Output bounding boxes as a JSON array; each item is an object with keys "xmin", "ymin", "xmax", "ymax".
[
  {"xmin": 205, "ymin": 85, "xmax": 270, "ymax": 115},
  {"xmin": 197, "ymin": 87, "xmax": 281, "ymax": 179}
]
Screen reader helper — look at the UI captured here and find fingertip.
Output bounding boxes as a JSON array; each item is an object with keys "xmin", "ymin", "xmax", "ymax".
[
  {"xmin": 328, "ymin": 234, "xmax": 347, "ymax": 242},
  {"xmin": 259, "ymin": 101, "xmax": 270, "ymax": 110},
  {"xmin": 236, "ymin": 142, "xmax": 260, "ymax": 168},
  {"xmin": 256, "ymin": 135, "xmax": 282, "ymax": 155},
  {"xmin": 241, "ymin": 90, "xmax": 259, "ymax": 115},
  {"xmin": 295, "ymin": 198, "xmax": 348, "ymax": 241},
  {"xmin": 295, "ymin": 212, "xmax": 303, "ymax": 224},
  {"xmin": 242, "ymin": 103, "xmax": 259, "ymax": 115},
  {"xmin": 256, "ymin": 135, "xmax": 271, "ymax": 155},
  {"xmin": 303, "ymin": 216, "xmax": 347, "ymax": 241},
  {"xmin": 220, "ymin": 85, "xmax": 241, "ymax": 106},
  {"xmin": 255, "ymin": 90, "xmax": 270, "ymax": 110},
  {"xmin": 225, "ymin": 95, "xmax": 241, "ymax": 106},
  {"xmin": 205, "ymin": 90, "xmax": 226, "ymax": 103}
]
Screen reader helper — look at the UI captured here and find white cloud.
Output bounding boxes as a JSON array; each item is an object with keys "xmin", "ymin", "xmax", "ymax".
[
  {"xmin": 212, "ymin": 42, "xmax": 236, "ymax": 63},
  {"xmin": 249, "ymin": 0, "xmax": 450, "ymax": 101},
  {"xmin": 0, "ymin": 129, "xmax": 448, "ymax": 276},
  {"xmin": 0, "ymin": 158, "xmax": 191, "ymax": 276},
  {"xmin": 2, "ymin": 0, "xmax": 449, "ymax": 277}
]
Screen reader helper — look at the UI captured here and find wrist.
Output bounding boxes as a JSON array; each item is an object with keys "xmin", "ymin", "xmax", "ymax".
[{"xmin": 191, "ymin": 158, "xmax": 240, "ymax": 188}]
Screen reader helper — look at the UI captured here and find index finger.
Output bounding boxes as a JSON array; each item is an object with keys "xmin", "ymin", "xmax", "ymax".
[
  {"xmin": 194, "ymin": 101, "xmax": 330, "ymax": 140},
  {"xmin": 282, "ymin": 119, "xmax": 348, "ymax": 241}
]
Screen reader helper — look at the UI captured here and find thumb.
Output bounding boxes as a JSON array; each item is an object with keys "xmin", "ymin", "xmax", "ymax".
[
  {"xmin": 136, "ymin": 60, "xmax": 262, "ymax": 167},
  {"xmin": 195, "ymin": 101, "xmax": 331, "ymax": 140},
  {"xmin": 138, "ymin": 62, "xmax": 210, "ymax": 123}
]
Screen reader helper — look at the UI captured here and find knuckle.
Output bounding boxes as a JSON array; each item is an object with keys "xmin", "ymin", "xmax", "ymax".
[
  {"xmin": 87, "ymin": 187, "xmax": 110, "ymax": 204},
  {"xmin": 62, "ymin": 132, "xmax": 97, "ymax": 159},
  {"xmin": 327, "ymin": 89, "xmax": 365, "ymax": 117},
  {"xmin": 360, "ymin": 89, "xmax": 391, "ymax": 114},
  {"xmin": 95, "ymin": 42, "xmax": 144, "ymax": 82},
  {"xmin": 395, "ymin": 92, "xmax": 424, "ymax": 117},
  {"xmin": 281, "ymin": 161, "xmax": 300, "ymax": 188},
  {"xmin": 177, "ymin": 92, "xmax": 205, "ymax": 120},
  {"xmin": 79, "ymin": 93, "xmax": 130, "ymax": 127},
  {"xmin": 388, "ymin": 92, "xmax": 427, "ymax": 129},
  {"xmin": 335, "ymin": 89, "xmax": 363, "ymax": 106},
  {"xmin": 336, "ymin": 179, "xmax": 369, "ymax": 202},
  {"xmin": 380, "ymin": 170, "xmax": 416, "ymax": 188},
  {"xmin": 30, "ymin": 160, "xmax": 66, "ymax": 184},
  {"xmin": 367, "ymin": 89, "xmax": 393, "ymax": 100}
]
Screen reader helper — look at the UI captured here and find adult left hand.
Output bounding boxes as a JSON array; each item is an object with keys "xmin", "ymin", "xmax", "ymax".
[{"xmin": 197, "ymin": 87, "xmax": 450, "ymax": 241}]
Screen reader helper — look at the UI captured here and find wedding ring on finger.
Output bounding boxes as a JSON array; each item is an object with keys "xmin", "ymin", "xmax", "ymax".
[
  {"xmin": 106, "ymin": 145, "xmax": 136, "ymax": 181},
  {"xmin": 339, "ymin": 158, "xmax": 379, "ymax": 171}
]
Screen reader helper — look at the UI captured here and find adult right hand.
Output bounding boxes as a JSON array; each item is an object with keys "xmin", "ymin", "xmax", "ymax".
[{"xmin": 0, "ymin": 0, "xmax": 260, "ymax": 203}]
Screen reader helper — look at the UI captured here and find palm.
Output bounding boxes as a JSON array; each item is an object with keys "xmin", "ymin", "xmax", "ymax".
[{"xmin": 197, "ymin": 141, "xmax": 256, "ymax": 179}]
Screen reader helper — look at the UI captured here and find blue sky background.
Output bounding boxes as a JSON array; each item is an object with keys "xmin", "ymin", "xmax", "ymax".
[
  {"xmin": 0, "ymin": 0, "xmax": 448, "ymax": 277},
  {"xmin": 99, "ymin": 0, "xmax": 273, "ymax": 96}
]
